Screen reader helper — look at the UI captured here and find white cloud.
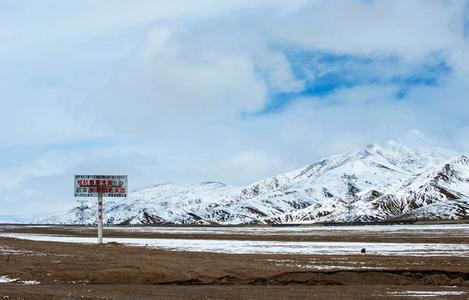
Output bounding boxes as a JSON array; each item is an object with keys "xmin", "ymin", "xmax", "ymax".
[
  {"xmin": 0, "ymin": 0, "xmax": 468, "ymax": 215},
  {"xmin": 256, "ymin": 51, "xmax": 305, "ymax": 93},
  {"xmin": 221, "ymin": 150, "xmax": 287, "ymax": 182},
  {"xmin": 270, "ymin": 0, "xmax": 467, "ymax": 57}
]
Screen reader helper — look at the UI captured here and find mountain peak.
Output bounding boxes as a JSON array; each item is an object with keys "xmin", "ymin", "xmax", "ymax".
[
  {"xmin": 357, "ymin": 141, "xmax": 444, "ymax": 173},
  {"xmin": 364, "ymin": 140, "xmax": 417, "ymax": 154}
]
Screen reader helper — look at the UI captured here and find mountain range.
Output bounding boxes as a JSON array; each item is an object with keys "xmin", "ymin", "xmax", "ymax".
[{"xmin": 38, "ymin": 141, "xmax": 469, "ymax": 225}]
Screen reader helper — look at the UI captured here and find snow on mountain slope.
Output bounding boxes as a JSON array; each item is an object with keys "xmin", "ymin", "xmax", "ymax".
[
  {"xmin": 385, "ymin": 155, "xmax": 469, "ymax": 221},
  {"xmin": 269, "ymin": 154, "xmax": 469, "ymax": 224},
  {"xmin": 42, "ymin": 182, "xmax": 241, "ymax": 225},
  {"xmin": 37, "ymin": 141, "xmax": 468, "ymax": 225},
  {"xmin": 242, "ymin": 141, "xmax": 446, "ymax": 223}
]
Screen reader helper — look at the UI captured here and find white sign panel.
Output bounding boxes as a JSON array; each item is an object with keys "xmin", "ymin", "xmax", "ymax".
[{"xmin": 74, "ymin": 175, "xmax": 128, "ymax": 197}]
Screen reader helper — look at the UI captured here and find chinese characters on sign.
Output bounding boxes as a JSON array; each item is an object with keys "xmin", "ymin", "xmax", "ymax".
[{"xmin": 74, "ymin": 175, "xmax": 128, "ymax": 197}]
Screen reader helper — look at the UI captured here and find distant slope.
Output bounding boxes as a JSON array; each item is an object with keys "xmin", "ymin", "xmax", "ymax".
[
  {"xmin": 37, "ymin": 141, "xmax": 469, "ymax": 225},
  {"xmin": 0, "ymin": 215, "xmax": 36, "ymax": 224}
]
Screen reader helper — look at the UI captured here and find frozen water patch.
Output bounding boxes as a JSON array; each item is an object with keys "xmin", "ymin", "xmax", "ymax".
[
  {"xmin": 2, "ymin": 232, "xmax": 469, "ymax": 257},
  {"xmin": 388, "ymin": 290, "xmax": 466, "ymax": 297}
]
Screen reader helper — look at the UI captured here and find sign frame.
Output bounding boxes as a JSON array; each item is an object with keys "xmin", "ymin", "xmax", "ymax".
[
  {"xmin": 74, "ymin": 175, "xmax": 128, "ymax": 197},
  {"xmin": 74, "ymin": 174, "xmax": 128, "ymax": 244}
]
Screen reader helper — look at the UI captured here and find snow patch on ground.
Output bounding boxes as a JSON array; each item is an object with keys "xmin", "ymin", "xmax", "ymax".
[
  {"xmin": 281, "ymin": 264, "xmax": 386, "ymax": 270},
  {"xmin": 0, "ymin": 276, "xmax": 38, "ymax": 285},
  {"xmin": 265, "ymin": 259, "xmax": 388, "ymax": 270},
  {"xmin": 0, "ymin": 245, "xmax": 46, "ymax": 256},
  {"xmin": 2, "ymin": 232, "xmax": 469, "ymax": 257},
  {"xmin": 388, "ymin": 290, "xmax": 466, "ymax": 297},
  {"xmin": 19, "ymin": 280, "xmax": 40, "ymax": 285},
  {"xmin": 0, "ymin": 276, "xmax": 17, "ymax": 283}
]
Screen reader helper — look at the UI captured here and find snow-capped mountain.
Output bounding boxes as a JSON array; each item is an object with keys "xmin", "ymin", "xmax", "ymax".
[{"xmin": 38, "ymin": 141, "xmax": 469, "ymax": 225}]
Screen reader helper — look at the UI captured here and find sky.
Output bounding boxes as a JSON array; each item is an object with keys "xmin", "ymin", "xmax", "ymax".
[{"xmin": 0, "ymin": 0, "xmax": 469, "ymax": 217}]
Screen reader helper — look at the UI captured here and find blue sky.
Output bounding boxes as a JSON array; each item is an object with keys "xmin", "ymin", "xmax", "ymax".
[
  {"xmin": 0, "ymin": 0, "xmax": 469, "ymax": 217},
  {"xmin": 260, "ymin": 50, "xmax": 453, "ymax": 113}
]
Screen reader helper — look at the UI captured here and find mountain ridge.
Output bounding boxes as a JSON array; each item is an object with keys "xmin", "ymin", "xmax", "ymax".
[{"xmin": 37, "ymin": 141, "xmax": 469, "ymax": 225}]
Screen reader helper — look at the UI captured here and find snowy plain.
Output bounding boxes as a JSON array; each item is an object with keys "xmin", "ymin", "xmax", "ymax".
[
  {"xmin": 2, "ymin": 232, "xmax": 469, "ymax": 257},
  {"xmin": 100, "ymin": 224, "xmax": 469, "ymax": 236},
  {"xmin": 5, "ymin": 224, "xmax": 469, "ymax": 236}
]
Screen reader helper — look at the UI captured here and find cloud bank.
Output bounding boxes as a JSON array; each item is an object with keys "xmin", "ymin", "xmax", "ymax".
[{"xmin": 0, "ymin": 0, "xmax": 468, "ymax": 215}]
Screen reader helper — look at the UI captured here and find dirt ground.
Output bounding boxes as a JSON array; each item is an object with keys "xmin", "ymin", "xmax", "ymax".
[
  {"xmin": 2, "ymin": 284, "xmax": 469, "ymax": 300},
  {"xmin": 0, "ymin": 226, "xmax": 468, "ymax": 299}
]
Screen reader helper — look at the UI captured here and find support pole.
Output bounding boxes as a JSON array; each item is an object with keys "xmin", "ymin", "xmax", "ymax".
[{"xmin": 97, "ymin": 191, "xmax": 103, "ymax": 244}]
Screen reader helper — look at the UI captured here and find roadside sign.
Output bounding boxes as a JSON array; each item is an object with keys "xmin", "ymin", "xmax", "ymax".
[
  {"xmin": 74, "ymin": 175, "xmax": 128, "ymax": 197},
  {"xmin": 74, "ymin": 175, "xmax": 128, "ymax": 244}
]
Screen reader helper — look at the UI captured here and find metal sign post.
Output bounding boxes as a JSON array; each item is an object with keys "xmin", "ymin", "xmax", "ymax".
[
  {"xmin": 74, "ymin": 175, "xmax": 128, "ymax": 244},
  {"xmin": 97, "ymin": 190, "xmax": 103, "ymax": 244}
]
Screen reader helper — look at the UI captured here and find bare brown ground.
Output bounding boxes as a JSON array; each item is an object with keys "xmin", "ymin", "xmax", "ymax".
[
  {"xmin": 2, "ymin": 284, "xmax": 469, "ymax": 300},
  {"xmin": 0, "ymin": 226, "xmax": 468, "ymax": 299}
]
